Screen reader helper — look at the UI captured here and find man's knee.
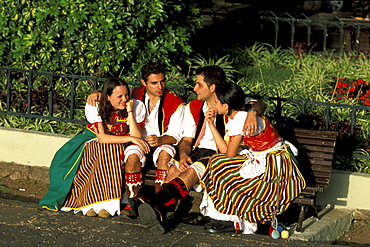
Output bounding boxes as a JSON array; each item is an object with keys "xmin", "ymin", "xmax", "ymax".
[
  {"xmin": 156, "ymin": 150, "xmax": 173, "ymax": 169},
  {"xmin": 125, "ymin": 154, "xmax": 141, "ymax": 172}
]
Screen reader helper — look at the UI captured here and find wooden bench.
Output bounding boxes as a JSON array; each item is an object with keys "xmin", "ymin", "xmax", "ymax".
[{"xmin": 280, "ymin": 128, "xmax": 339, "ymax": 232}]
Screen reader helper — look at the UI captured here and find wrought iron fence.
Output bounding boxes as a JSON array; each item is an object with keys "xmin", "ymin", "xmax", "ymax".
[
  {"xmin": 0, "ymin": 67, "xmax": 191, "ymax": 126},
  {"xmin": 2, "ymin": 67, "xmax": 370, "ymax": 162},
  {"xmin": 260, "ymin": 12, "xmax": 370, "ymax": 54},
  {"xmin": 0, "ymin": 67, "xmax": 106, "ymax": 125}
]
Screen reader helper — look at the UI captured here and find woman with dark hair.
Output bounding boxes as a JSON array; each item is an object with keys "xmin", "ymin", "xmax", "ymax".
[
  {"xmin": 200, "ymin": 82, "xmax": 306, "ymax": 234},
  {"xmin": 40, "ymin": 77, "xmax": 149, "ymax": 218}
]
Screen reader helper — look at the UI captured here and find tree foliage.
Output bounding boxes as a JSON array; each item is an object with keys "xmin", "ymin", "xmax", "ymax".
[{"xmin": 0, "ymin": 0, "xmax": 202, "ymax": 76}]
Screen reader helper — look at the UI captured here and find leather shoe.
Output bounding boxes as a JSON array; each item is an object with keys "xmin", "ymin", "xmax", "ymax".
[
  {"xmin": 138, "ymin": 203, "xmax": 165, "ymax": 235},
  {"xmin": 204, "ymin": 219, "xmax": 235, "ymax": 233}
]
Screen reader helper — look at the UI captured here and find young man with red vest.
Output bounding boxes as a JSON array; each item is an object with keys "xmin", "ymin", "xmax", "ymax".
[
  {"xmin": 137, "ymin": 65, "xmax": 266, "ymax": 234},
  {"xmin": 87, "ymin": 62, "xmax": 185, "ymax": 211}
]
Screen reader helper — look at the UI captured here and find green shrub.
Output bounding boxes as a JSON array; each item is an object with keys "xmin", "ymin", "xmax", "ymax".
[{"xmin": 0, "ymin": 0, "xmax": 202, "ymax": 76}]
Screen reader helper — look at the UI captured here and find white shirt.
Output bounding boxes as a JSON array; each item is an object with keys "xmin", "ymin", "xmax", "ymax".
[
  {"xmin": 85, "ymin": 98, "xmax": 146, "ymax": 125},
  {"xmin": 181, "ymin": 102, "xmax": 218, "ymax": 152},
  {"xmin": 181, "ymin": 98, "xmax": 257, "ymax": 152},
  {"xmin": 141, "ymin": 92, "xmax": 185, "ymax": 144}
]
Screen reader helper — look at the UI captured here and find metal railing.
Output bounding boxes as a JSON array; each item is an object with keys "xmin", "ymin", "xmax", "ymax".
[
  {"xmin": 0, "ymin": 67, "xmax": 191, "ymax": 125},
  {"xmin": 260, "ymin": 12, "xmax": 370, "ymax": 54},
  {"xmin": 0, "ymin": 67, "xmax": 106, "ymax": 125},
  {"xmin": 2, "ymin": 67, "xmax": 369, "ymax": 133},
  {"xmin": 2, "ymin": 67, "xmax": 370, "ymax": 161}
]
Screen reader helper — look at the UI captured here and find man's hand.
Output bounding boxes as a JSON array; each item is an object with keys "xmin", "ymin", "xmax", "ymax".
[
  {"xmin": 145, "ymin": 135, "xmax": 160, "ymax": 147},
  {"xmin": 178, "ymin": 154, "xmax": 193, "ymax": 172},
  {"xmin": 243, "ymin": 110, "xmax": 258, "ymax": 136},
  {"xmin": 87, "ymin": 90, "xmax": 101, "ymax": 106}
]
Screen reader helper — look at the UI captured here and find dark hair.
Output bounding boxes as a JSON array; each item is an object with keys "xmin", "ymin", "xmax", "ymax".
[
  {"xmin": 215, "ymin": 82, "xmax": 245, "ymax": 114},
  {"xmin": 141, "ymin": 62, "xmax": 166, "ymax": 82},
  {"xmin": 195, "ymin": 65, "xmax": 226, "ymax": 88},
  {"xmin": 98, "ymin": 77, "xmax": 130, "ymax": 125}
]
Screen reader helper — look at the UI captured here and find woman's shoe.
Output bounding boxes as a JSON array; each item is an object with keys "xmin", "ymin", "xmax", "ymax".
[
  {"xmin": 98, "ymin": 209, "xmax": 111, "ymax": 218},
  {"xmin": 86, "ymin": 208, "xmax": 97, "ymax": 217},
  {"xmin": 138, "ymin": 203, "xmax": 165, "ymax": 235},
  {"xmin": 204, "ymin": 219, "xmax": 235, "ymax": 233}
]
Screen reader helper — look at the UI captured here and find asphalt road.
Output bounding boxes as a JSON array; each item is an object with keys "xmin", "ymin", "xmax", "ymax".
[{"xmin": 0, "ymin": 197, "xmax": 347, "ymax": 247}]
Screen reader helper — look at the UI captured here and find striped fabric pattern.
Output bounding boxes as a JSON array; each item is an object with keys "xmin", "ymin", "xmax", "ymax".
[
  {"xmin": 202, "ymin": 146, "xmax": 305, "ymax": 223},
  {"xmin": 62, "ymin": 141, "xmax": 125, "ymax": 209}
]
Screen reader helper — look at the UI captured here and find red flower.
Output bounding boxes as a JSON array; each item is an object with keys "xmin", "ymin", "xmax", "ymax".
[
  {"xmin": 358, "ymin": 79, "xmax": 364, "ymax": 84},
  {"xmin": 342, "ymin": 83, "xmax": 348, "ymax": 88},
  {"xmin": 365, "ymin": 99, "xmax": 370, "ymax": 105}
]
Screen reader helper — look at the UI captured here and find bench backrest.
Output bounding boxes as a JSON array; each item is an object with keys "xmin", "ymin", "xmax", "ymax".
[{"xmin": 281, "ymin": 128, "xmax": 338, "ymax": 192}]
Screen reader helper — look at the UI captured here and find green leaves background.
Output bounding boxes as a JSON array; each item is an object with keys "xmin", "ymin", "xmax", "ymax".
[{"xmin": 0, "ymin": 0, "xmax": 202, "ymax": 76}]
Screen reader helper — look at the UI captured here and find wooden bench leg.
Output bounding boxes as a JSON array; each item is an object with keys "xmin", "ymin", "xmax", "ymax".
[{"xmin": 296, "ymin": 204, "xmax": 306, "ymax": 232}]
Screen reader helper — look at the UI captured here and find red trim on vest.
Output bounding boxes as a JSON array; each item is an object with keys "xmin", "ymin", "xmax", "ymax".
[
  {"xmin": 188, "ymin": 99, "xmax": 204, "ymax": 126},
  {"xmin": 189, "ymin": 99, "xmax": 228, "ymax": 141},
  {"xmin": 131, "ymin": 86, "xmax": 184, "ymax": 133}
]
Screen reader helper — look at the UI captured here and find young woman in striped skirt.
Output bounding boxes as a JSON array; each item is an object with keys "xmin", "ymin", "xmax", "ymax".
[
  {"xmin": 200, "ymin": 82, "xmax": 306, "ymax": 234},
  {"xmin": 40, "ymin": 77, "xmax": 150, "ymax": 218}
]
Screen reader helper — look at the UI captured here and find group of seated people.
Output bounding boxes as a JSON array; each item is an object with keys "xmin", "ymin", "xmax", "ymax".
[{"xmin": 39, "ymin": 62, "xmax": 306, "ymax": 235}]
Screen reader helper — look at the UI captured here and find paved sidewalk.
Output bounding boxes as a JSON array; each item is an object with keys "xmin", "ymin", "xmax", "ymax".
[{"xmin": 0, "ymin": 198, "xmax": 347, "ymax": 247}]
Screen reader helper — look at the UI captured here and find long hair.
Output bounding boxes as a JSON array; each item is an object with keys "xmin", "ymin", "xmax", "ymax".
[
  {"xmin": 98, "ymin": 77, "xmax": 130, "ymax": 125},
  {"xmin": 215, "ymin": 82, "xmax": 246, "ymax": 115}
]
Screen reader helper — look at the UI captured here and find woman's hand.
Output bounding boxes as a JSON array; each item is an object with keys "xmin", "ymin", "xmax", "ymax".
[
  {"xmin": 126, "ymin": 99, "xmax": 134, "ymax": 112},
  {"xmin": 130, "ymin": 137, "xmax": 150, "ymax": 154},
  {"xmin": 206, "ymin": 107, "xmax": 217, "ymax": 124}
]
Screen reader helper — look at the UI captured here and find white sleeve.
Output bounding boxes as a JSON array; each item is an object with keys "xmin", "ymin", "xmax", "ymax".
[
  {"xmin": 85, "ymin": 103, "xmax": 102, "ymax": 123},
  {"xmin": 133, "ymin": 99, "xmax": 146, "ymax": 123},
  {"xmin": 161, "ymin": 104, "xmax": 185, "ymax": 145},
  {"xmin": 180, "ymin": 103, "xmax": 197, "ymax": 139},
  {"xmin": 228, "ymin": 111, "xmax": 263, "ymax": 136}
]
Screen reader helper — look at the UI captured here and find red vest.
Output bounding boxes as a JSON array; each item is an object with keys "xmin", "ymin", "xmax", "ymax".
[
  {"xmin": 131, "ymin": 86, "xmax": 185, "ymax": 134},
  {"xmin": 242, "ymin": 117, "xmax": 282, "ymax": 152},
  {"xmin": 188, "ymin": 99, "xmax": 227, "ymax": 145}
]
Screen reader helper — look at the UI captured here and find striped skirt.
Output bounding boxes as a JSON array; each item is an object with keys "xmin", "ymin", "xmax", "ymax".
[
  {"xmin": 61, "ymin": 140, "xmax": 125, "ymax": 216},
  {"xmin": 201, "ymin": 146, "xmax": 305, "ymax": 223}
]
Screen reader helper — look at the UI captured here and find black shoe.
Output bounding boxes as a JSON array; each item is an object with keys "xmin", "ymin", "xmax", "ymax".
[
  {"xmin": 204, "ymin": 219, "xmax": 236, "ymax": 233},
  {"xmin": 138, "ymin": 203, "xmax": 165, "ymax": 235}
]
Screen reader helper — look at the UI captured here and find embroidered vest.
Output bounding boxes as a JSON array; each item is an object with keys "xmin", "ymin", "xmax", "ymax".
[{"xmin": 242, "ymin": 117, "xmax": 282, "ymax": 152}]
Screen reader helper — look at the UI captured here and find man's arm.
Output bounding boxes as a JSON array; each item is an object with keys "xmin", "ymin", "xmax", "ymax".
[
  {"xmin": 87, "ymin": 90, "xmax": 101, "ymax": 107},
  {"xmin": 145, "ymin": 135, "xmax": 177, "ymax": 147},
  {"xmin": 177, "ymin": 137, "xmax": 194, "ymax": 172},
  {"xmin": 243, "ymin": 101, "xmax": 267, "ymax": 136}
]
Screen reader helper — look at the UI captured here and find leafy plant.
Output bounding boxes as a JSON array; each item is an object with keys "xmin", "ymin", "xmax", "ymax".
[{"xmin": 0, "ymin": 0, "xmax": 203, "ymax": 76}]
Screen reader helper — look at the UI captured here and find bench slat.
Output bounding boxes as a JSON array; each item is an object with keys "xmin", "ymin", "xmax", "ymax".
[
  {"xmin": 293, "ymin": 197, "xmax": 315, "ymax": 205},
  {"xmin": 293, "ymin": 138, "xmax": 336, "ymax": 147},
  {"xmin": 294, "ymin": 144, "xmax": 336, "ymax": 153},
  {"xmin": 293, "ymin": 128, "xmax": 339, "ymax": 138}
]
